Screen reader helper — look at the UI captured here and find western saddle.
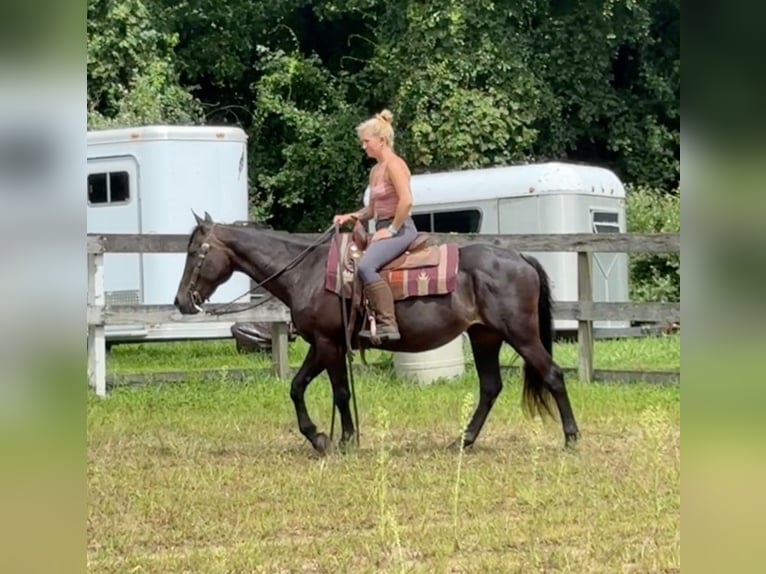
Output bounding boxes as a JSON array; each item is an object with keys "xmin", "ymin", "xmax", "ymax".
[{"xmin": 350, "ymin": 221, "xmax": 431, "ymax": 269}]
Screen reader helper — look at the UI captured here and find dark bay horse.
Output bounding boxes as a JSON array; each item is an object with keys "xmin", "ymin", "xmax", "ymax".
[{"xmin": 174, "ymin": 212, "xmax": 580, "ymax": 454}]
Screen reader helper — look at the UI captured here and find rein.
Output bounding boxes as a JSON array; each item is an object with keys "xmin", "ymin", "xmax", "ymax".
[
  {"xmin": 190, "ymin": 223, "xmax": 337, "ymax": 317},
  {"xmin": 330, "ymin": 223, "xmax": 361, "ymax": 447}
]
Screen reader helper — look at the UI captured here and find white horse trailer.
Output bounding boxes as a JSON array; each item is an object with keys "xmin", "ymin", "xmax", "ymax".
[
  {"xmin": 364, "ymin": 162, "xmax": 630, "ymax": 332},
  {"xmin": 87, "ymin": 125, "xmax": 251, "ymax": 341}
]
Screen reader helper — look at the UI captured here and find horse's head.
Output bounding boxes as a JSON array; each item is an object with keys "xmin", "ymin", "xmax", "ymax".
[{"xmin": 174, "ymin": 211, "xmax": 235, "ymax": 314}]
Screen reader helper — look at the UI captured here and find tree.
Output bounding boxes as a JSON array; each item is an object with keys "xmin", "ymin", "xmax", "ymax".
[
  {"xmin": 249, "ymin": 48, "xmax": 368, "ymax": 231},
  {"xmin": 87, "ymin": 0, "xmax": 202, "ymax": 128}
]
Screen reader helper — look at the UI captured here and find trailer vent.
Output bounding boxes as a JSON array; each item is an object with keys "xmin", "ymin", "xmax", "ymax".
[
  {"xmin": 106, "ymin": 290, "xmax": 141, "ymax": 306},
  {"xmin": 592, "ymin": 210, "xmax": 620, "ymax": 234}
]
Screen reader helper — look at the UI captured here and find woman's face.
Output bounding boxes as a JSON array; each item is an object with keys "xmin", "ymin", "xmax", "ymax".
[{"xmin": 359, "ymin": 131, "xmax": 385, "ymax": 159}]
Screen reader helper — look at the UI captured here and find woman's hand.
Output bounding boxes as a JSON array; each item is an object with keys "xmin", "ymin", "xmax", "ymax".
[
  {"xmin": 370, "ymin": 228, "xmax": 392, "ymax": 242},
  {"xmin": 333, "ymin": 213, "xmax": 355, "ymax": 226}
]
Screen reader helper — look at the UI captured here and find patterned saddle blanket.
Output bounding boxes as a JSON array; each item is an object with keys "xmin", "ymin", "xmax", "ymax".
[{"xmin": 325, "ymin": 232, "xmax": 459, "ymax": 301}]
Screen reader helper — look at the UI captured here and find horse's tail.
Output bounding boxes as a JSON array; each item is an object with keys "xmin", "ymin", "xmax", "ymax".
[{"xmin": 520, "ymin": 254, "xmax": 556, "ymax": 420}]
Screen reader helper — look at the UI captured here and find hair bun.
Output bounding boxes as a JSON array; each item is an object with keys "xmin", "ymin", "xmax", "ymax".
[{"xmin": 377, "ymin": 109, "xmax": 394, "ymax": 123}]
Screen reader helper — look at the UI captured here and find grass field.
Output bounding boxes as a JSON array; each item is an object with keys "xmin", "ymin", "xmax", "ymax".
[
  {"xmin": 88, "ymin": 334, "xmax": 680, "ymax": 573},
  {"xmin": 104, "ymin": 332, "xmax": 681, "ymax": 376}
]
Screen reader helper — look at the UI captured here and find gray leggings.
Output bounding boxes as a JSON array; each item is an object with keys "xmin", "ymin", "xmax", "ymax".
[{"xmin": 357, "ymin": 217, "xmax": 418, "ymax": 284}]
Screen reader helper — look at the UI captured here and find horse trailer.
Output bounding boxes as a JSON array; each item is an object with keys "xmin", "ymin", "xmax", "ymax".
[
  {"xmin": 364, "ymin": 162, "xmax": 630, "ymax": 333},
  {"xmin": 87, "ymin": 125, "xmax": 251, "ymax": 341}
]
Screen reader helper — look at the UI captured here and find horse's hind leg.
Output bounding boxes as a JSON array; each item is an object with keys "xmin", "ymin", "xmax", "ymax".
[
  {"xmin": 506, "ymin": 325, "xmax": 580, "ymax": 447},
  {"xmin": 455, "ymin": 325, "xmax": 504, "ymax": 449},
  {"xmin": 528, "ymin": 343, "xmax": 579, "ymax": 446}
]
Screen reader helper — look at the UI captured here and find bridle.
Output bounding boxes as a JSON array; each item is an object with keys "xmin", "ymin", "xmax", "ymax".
[
  {"xmin": 185, "ymin": 222, "xmax": 338, "ymax": 316},
  {"xmin": 187, "ymin": 224, "xmax": 217, "ymax": 313}
]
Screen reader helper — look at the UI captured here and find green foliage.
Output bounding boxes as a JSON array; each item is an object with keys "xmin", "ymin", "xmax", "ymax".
[
  {"xmin": 397, "ymin": 73, "xmax": 540, "ymax": 169},
  {"xmin": 86, "ymin": 0, "xmax": 679, "ymax": 231},
  {"xmin": 370, "ymin": 0, "xmax": 543, "ymax": 170},
  {"xmin": 525, "ymin": 0, "xmax": 680, "ymax": 189},
  {"xmin": 87, "ymin": 0, "xmax": 202, "ymax": 128},
  {"xmin": 249, "ymin": 48, "xmax": 367, "ymax": 231},
  {"xmin": 626, "ymin": 186, "xmax": 680, "ymax": 302}
]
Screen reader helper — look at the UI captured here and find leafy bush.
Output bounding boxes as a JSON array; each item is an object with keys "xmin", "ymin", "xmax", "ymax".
[
  {"xmin": 87, "ymin": 0, "xmax": 203, "ymax": 128},
  {"xmin": 625, "ymin": 186, "xmax": 680, "ymax": 302},
  {"xmin": 249, "ymin": 48, "xmax": 368, "ymax": 231}
]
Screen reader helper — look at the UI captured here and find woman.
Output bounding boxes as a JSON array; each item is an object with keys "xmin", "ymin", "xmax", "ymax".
[{"xmin": 333, "ymin": 109, "xmax": 418, "ymax": 342}]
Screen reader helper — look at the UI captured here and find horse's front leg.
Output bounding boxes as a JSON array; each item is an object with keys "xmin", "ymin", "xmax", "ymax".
[
  {"xmin": 320, "ymin": 339, "xmax": 356, "ymax": 450},
  {"xmin": 289, "ymin": 343, "xmax": 330, "ymax": 454}
]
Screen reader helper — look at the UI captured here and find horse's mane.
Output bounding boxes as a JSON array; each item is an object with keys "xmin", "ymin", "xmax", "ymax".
[
  {"xmin": 223, "ymin": 221, "xmax": 333, "ymax": 246},
  {"xmin": 187, "ymin": 218, "xmax": 332, "ymax": 249}
]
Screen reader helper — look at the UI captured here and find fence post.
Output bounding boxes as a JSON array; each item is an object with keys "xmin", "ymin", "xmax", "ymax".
[
  {"xmin": 87, "ymin": 250, "xmax": 107, "ymax": 396},
  {"xmin": 271, "ymin": 322, "xmax": 289, "ymax": 380},
  {"xmin": 577, "ymin": 251, "xmax": 594, "ymax": 382}
]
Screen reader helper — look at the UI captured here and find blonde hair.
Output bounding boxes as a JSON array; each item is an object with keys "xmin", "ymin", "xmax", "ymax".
[{"xmin": 356, "ymin": 108, "xmax": 395, "ymax": 148}]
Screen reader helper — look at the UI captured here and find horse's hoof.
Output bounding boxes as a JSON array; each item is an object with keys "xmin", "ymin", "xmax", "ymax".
[
  {"xmin": 313, "ymin": 433, "xmax": 331, "ymax": 455},
  {"xmin": 564, "ymin": 432, "xmax": 580, "ymax": 450},
  {"xmin": 338, "ymin": 438, "xmax": 355, "ymax": 455},
  {"xmin": 447, "ymin": 438, "xmax": 471, "ymax": 453}
]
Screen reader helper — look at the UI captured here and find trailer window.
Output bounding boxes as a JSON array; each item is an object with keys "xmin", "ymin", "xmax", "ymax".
[
  {"xmin": 412, "ymin": 209, "xmax": 481, "ymax": 233},
  {"xmin": 412, "ymin": 213, "xmax": 432, "ymax": 231},
  {"xmin": 88, "ymin": 170, "xmax": 130, "ymax": 205},
  {"xmin": 88, "ymin": 173, "xmax": 107, "ymax": 204},
  {"xmin": 434, "ymin": 210, "xmax": 481, "ymax": 233},
  {"xmin": 592, "ymin": 210, "xmax": 620, "ymax": 233}
]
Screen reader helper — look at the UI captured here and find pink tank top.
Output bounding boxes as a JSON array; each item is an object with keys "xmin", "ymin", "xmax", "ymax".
[{"xmin": 371, "ymin": 181, "xmax": 399, "ymax": 219}]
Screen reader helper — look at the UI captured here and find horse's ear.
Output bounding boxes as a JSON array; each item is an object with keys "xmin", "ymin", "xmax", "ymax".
[
  {"xmin": 204, "ymin": 211, "xmax": 213, "ymax": 223},
  {"xmin": 192, "ymin": 209, "xmax": 204, "ymax": 226}
]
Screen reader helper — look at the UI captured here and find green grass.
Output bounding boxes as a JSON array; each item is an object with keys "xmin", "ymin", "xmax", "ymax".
[
  {"xmin": 89, "ymin": 335, "xmax": 680, "ymax": 573},
  {"xmin": 106, "ymin": 333, "xmax": 681, "ymax": 375}
]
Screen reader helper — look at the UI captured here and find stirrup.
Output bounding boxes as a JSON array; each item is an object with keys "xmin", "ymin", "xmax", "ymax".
[
  {"xmin": 359, "ymin": 324, "xmax": 400, "ymax": 343},
  {"xmin": 358, "ymin": 316, "xmax": 377, "ymax": 340},
  {"xmin": 359, "ymin": 329, "xmax": 400, "ymax": 341}
]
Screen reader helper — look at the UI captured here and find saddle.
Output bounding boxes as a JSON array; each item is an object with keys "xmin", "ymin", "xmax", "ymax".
[
  {"xmin": 326, "ymin": 223, "xmax": 459, "ymax": 303},
  {"xmin": 325, "ymin": 223, "xmax": 460, "ymax": 346},
  {"xmin": 350, "ymin": 221, "xmax": 432, "ymax": 269}
]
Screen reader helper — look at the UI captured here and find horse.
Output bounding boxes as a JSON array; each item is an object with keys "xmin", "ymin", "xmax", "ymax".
[{"xmin": 173, "ymin": 211, "xmax": 580, "ymax": 454}]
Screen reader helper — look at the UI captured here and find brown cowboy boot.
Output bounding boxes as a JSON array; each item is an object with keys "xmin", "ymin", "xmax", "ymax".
[{"xmin": 359, "ymin": 279, "xmax": 401, "ymax": 342}]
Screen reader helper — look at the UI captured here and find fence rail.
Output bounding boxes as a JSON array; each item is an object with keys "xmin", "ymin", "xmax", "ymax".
[
  {"xmin": 87, "ymin": 232, "xmax": 679, "ymax": 254},
  {"xmin": 87, "ymin": 232, "xmax": 680, "ymax": 396}
]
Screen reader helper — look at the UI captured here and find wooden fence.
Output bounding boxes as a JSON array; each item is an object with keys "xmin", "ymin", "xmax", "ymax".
[{"xmin": 87, "ymin": 232, "xmax": 679, "ymax": 396}]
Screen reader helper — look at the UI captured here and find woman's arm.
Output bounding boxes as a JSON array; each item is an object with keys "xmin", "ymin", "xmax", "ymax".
[
  {"xmin": 333, "ymin": 185, "xmax": 374, "ymax": 225},
  {"xmin": 354, "ymin": 199, "xmax": 373, "ymax": 222},
  {"xmin": 387, "ymin": 159, "xmax": 413, "ymax": 233}
]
